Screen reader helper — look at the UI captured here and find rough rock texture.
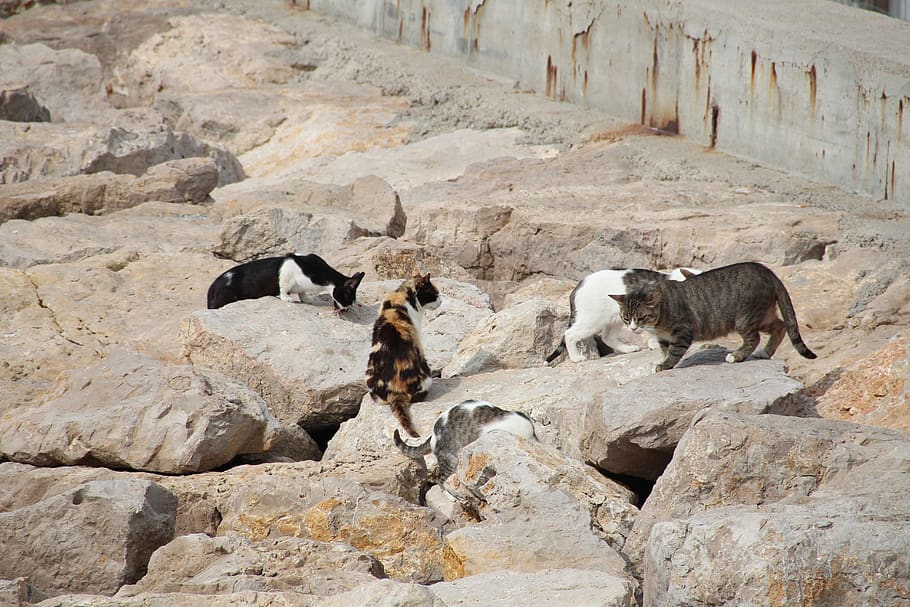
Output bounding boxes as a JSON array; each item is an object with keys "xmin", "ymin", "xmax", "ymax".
[
  {"xmin": 0, "ymin": 479, "xmax": 176, "ymax": 598},
  {"xmin": 629, "ymin": 411, "xmax": 910, "ymax": 605},
  {"xmin": 0, "ymin": 349, "xmax": 291, "ymax": 473},
  {"xmin": 580, "ymin": 349, "xmax": 805, "ymax": 480},
  {"xmin": 0, "ymin": 157, "xmax": 218, "ymax": 223},
  {"xmin": 0, "ymin": 85, "xmax": 51, "ymax": 122},
  {"xmin": 442, "ymin": 298, "xmax": 568, "ymax": 376},
  {"xmin": 320, "ymin": 579, "xmax": 444, "ymax": 607},
  {"xmin": 430, "ymin": 569, "xmax": 638, "ymax": 607},
  {"xmin": 216, "ymin": 474, "xmax": 444, "ymax": 584},
  {"xmin": 116, "ymin": 534, "xmax": 383, "ymax": 598}
]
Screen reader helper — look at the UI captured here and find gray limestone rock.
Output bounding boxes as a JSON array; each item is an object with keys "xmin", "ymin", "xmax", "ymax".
[
  {"xmin": 0, "ymin": 348, "xmax": 289, "ymax": 473},
  {"xmin": 0, "ymin": 479, "xmax": 176, "ymax": 598}
]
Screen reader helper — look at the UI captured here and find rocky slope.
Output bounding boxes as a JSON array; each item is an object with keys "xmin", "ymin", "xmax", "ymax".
[{"xmin": 1, "ymin": 1, "xmax": 908, "ymax": 606}]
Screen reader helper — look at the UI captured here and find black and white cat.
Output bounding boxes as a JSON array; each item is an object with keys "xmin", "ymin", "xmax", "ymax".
[
  {"xmin": 207, "ymin": 253, "xmax": 365, "ymax": 311},
  {"xmin": 546, "ymin": 267, "xmax": 701, "ymax": 363},
  {"xmin": 393, "ymin": 399, "xmax": 538, "ymax": 499}
]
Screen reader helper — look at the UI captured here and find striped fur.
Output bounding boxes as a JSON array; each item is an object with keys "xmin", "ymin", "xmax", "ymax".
[
  {"xmin": 610, "ymin": 261, "xmax": 817, "ymax": 371},
  {"xmin": 366, "ymin": 273, "xmax": 440, "ymax": 437}
]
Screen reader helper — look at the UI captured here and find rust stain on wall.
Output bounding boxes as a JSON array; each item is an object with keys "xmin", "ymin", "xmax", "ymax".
[
  {"xmin": 899, "ymin": 98, "xmax": 904, "ymax": 144},
  {"xmin": 546, "ymin": 55, "xmax": 558, "ymax": 98},
  {"xmin": 808, "ymin": 65, "xmax": 817, "ymax": 120},
  {"xmin": 750, "ymin": 50, "xmax": 757, "ymax": 97},
  {"xmin": 420, "ymin": 6, "xmax": 431, "ymax": 51}
]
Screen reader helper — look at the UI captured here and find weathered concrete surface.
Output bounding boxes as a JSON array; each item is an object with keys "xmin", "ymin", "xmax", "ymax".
[{"xmin": 310, "ymin": 0, "xmax": 910, "ymax": 202}]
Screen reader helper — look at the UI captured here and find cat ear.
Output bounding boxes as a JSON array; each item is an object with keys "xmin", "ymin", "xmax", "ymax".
[
  {"xmin": 422, "ymin": 273, "xmax": 431, "ymax": 282},
  {"xmin": 608, "ymin": 294, "xmax": 625, "ymax": 304},
  {"xmin": 347, "ymin": 272, "xmax": 365, "ymax": 288},
  {"xmin": 679, "ymin": 268, "xmax": 697, "ymax": 278},
  {"xmin": 411, "ymin": 268, "xmax": 422, "ymax": 280}
]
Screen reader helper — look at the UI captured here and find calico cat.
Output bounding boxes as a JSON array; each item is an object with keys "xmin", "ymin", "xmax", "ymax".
[
  {"xmin": 206, "ymin": 253, "xmax": 364, "ymax": 311},
  {"xmin": 546, "ymin": 267, "xmax": 701, "ymax": 363},
  {"xmin": 393, "ymin": 399, "xmax": 538, "ymax": 498},
  {"xmin": 366, "ymin": 272, "xmax": 440, "ymax": 437},
  {"xmin": 610, "ymin": 261, "xmax": 817, "ymax": 371}
]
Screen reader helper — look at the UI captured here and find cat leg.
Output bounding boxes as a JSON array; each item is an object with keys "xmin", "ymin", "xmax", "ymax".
[
  {"xmin": 646, "ymin": 333, "xmax": 661, "ymax": 350},
  {"xmin": 437, "ymin": 453, "xmax": 459, "ymax": 502},
  {"xmin": 755, "ymin": 317, "xmax": 786, "ymax": 359},
  {"xmin": 600, "ymin": 321, "xmax": 640, "ymax": 354},
  {"xmin": 656, "ymin": 335, "xmax": 692, "ymax": 371},
  {"xmin": 726, "ymin": 330, "xmax": 761, "ymax": 363},
  {"xmin": 563, "ymin": 326, "xmax": 588, "ymax": 363}
]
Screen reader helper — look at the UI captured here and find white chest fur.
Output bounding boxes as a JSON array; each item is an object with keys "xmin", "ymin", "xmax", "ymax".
[{"xmin": 278, "ymin": 258, "xmax": 319, "ymax": 302}]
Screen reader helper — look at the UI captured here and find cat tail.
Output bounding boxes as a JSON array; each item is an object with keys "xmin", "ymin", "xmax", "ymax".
[
  {"xmin": 393, "ymin": 428, "xmax": 432, "ymax": 458},
  {"xmin": 772, "ymin": 277, "xmax": 818, "ymax": 359},
  {"xmin": 545, "ymin": 337, "xmax": 566, "ymax": 363},
  {"xmin": 388, "ymin": 392, "xmax": 421, "ymax": 438}
]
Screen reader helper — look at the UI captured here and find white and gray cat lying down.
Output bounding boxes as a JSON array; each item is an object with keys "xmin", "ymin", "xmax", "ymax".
[{"xmin": 394, "ymin": 399, "xmax": 538, "ymax": 499}]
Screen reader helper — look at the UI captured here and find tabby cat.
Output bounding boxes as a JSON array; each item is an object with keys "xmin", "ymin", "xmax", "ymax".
[
  {"xmin": 366, "ymin": 272, "xmax": 440, "ymax": 437},
  {"xmin": 393, "ymin": 399, "xmax": 538, "ymax": 498},
  {"xmin": 610, "ymin": 261, "xmax": 816, "ymax": 371}
]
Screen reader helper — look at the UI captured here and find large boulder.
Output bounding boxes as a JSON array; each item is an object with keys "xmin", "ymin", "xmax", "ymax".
[
  {"xmin": 0, "ymin": 349, "xmax": 293, "ymax": 473},
  {"xmin": 0, "ymin": 111, "xmax": 243, "ymax": 186},
  {"xmin": 217, "ymin": 475, "xmax": 445, "ymax": 584},
  {"xmin": 116, "ymin": 534, "xmax": 384, "ymax": 598},
  {"xmin": 430, "ymin": 569, "xmax": 638, "ymax": 607},
  {"xmin": 0, "ymin": 479, "xmax": 176, "ymax": 598},
  {"xmin": 442, "ymin": 298, "xmax": 568, "ymax": 376},
  {"xmin": 0, "ymin": 85, "xmax": 50, "ymax": 122},
  {"xmin": 579, "ymin": 349, "xmax": 805, "ymax": 480},
  {"xmin": 0, "ymin": 158, "xmax": 218, "ymax": 224},
  {"xmin": 634, "ymin": 411, "xmax": 910, "ymax": 606},
  {"xmin": 0, "ymin": 43, "xmax": 105, "ymax": 122}
]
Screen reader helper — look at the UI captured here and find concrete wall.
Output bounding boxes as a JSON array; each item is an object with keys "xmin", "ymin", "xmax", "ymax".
[{"xmin": 308, "ymin": 0, "xmax": 910, "ymax": 203}]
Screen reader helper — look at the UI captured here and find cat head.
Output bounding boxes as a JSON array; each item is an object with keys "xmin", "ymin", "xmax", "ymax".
[
  {"xmin": 404, "ymin": 271, "xmax": 440, "ymax": 310},
  {"xmin": 332, "ymin": 271, "xmax": 365, "ymax": 311},
  {"xmin": 609, "ymin": 288, "xmax": 662, "ymax": 333}
]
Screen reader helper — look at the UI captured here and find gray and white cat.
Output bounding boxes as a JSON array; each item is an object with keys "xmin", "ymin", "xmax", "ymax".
[
  {"xmin": 393, "ymin": 399, "xmax": 538, "ymax": 498},
  {"xmin": 610, "ymin": 261, "xmax": 817, "ymax": 371},
  {"xmin": 547, "ymin": 267, "xmax": 701, "ymax": 363}
]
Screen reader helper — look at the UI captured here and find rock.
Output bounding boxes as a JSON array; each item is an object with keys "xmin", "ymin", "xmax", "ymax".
[
  {"xmin": 320, "ymin": 579, "xmax": 444, "ymax": 607},
  {"xmin": 0, "ymin": 43, "xmax": 104, "ymax": 122},
  {"xmin": 180, "ymin": 279, "xmax": 493, "ymax": 429},
  {"xmin": 443, "ymin": 516, "xmax": 628, "ymax": 582},
  {"xmin": 0, "ymin": 349, "xmax": 288, "ymax": 473},
  {"xmin": 0, "ymin": 203, "xmax": 219, "ymax": 269},
  {"xmin": 625, "ymin": 410, "xmax": 910, "ymax": 602},
  {"xmin": 0, "ymin": 577, "xmax": 37, "ymax": 606},
  {"xmin": 217, "ymin": 475, "xmax": 445, "ymax": 583},
  {"xmin": 38, "ymin": 591, "xmax": 319, "ymax": 607},
  {"xmin": 0, "ymin": 158, "xmax": 218, "ymax": 224},
  {"xmin": 0, "ymin": 479, "xmax": 176, "ymax": 597},
  {"xmin": 447, "ymin": 432, "xmax": 639, "ymax": 552},
  {"xmin": 114, "ymin": 14, "xmax": 305, "ymax": 106},
  {"xmin": 579, "ymin": 349, "xmax": 805, "ymax": 480},
  {"xmin": 0, "ymin": 111, "xmax": 243, "ymax": 186},
  {"xmin": 809, "ymin": 334, "xmax": 910, "ymax": 432},
  {"xmin": 211, "ymin": 176, "xmax": 406, "ymax": 262},
  {"xmin": 404, "ymin": 142, "xmax": 839, "ymax": 281},
  {"xmin": 430, "ymin": 569, "xmax": 638, "ymax": 607},
  {"xmin": 331, "ymin": 237, "xmax": 473, "ymax": 283},
  {"xmin": 116, "ymin": 534, "xmax": 383, "ymax": 598},
  {"xmin": 442, "ymin": 298, "xmax": 568, "ymax": 376},
  {"xmin": 644, "ymin": 505, "xmax": 910, "ymax": 607},
  {"xmin": 0, "ymin": 85, "xmax": 50, "ymax": 122}
]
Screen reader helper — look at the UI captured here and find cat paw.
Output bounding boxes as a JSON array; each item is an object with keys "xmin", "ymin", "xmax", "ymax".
[
  {"xmin": 614, "ymin": 344, "xmax": 641, "ymax": 354},
  {"xmin": 725, "ymin": 353, "xmax": 743, "ymax": 363},
  {"xmin": 278, "ymin": 293, "xmax": 296, "ymax": 303},
  {"xmin": 655, "ymin": 363, "xmax": 674, "ymax": 372},
  {"xmin": 752, "ymin": 349, "xmax": 771, "ymax": 360}
]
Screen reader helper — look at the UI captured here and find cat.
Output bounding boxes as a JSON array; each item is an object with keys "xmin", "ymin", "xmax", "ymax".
[
  {"xmin": 393, "ymin": 399, "xmax": 538, "ymax": 498},
  {"xmin": 206, "ymin": 253, "xmax": 364, "ymax": 311},
  {"xmin": 609, "ymin": 261, "xmax": 817, "ymax": 371},
  {"xmin": 365, "ymin": 272, "xmax": 440, "ymax": 437},
  {"xmin": 546, "ymin": 267, "xmax": 701, "ymax": 363}
]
